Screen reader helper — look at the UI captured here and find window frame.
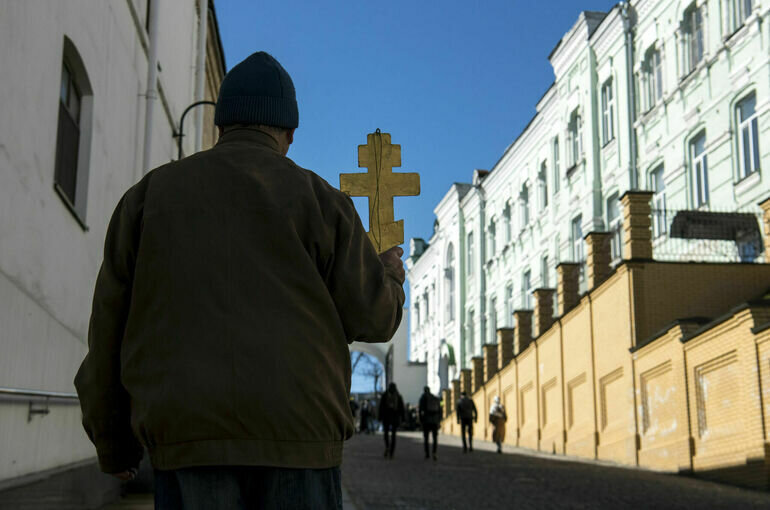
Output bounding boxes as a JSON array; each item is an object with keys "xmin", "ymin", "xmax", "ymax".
[
  {"xmin": 649, "ymin": 164, "xmax": 667, "ymax": 238},
  {"xmin": 683, "ymin": 3, "xmax": 705, "ymax": 76},
  {"xmin": 736, "ymin": 92, "xmax": 760, "ymax": 180},
  {"xmin": 567, "ymin": 109, "xmax": 583, "ymax": 169},
  {"xmin": 553, "ymin": 137, "xmax": 561, "ymax": 193},
  {"xmin": 601, "ymin": 78, "xmax": 615, "ymax": 145},
  {"xmin": 466, "ymin": 232, "xmax": 474, "ymax": 276},
  {"xmin": 54, "ymin": 39, "xmax": 93, "ymax": 231},
  {"xmin": 690, "ymin": 131, "xmax": 709, "ymax": 207}
]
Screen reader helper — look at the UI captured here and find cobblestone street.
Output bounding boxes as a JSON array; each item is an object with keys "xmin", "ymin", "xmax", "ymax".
[{"xmin": 341, "ymin": 432, "xmax": 770, "ymax": 510}]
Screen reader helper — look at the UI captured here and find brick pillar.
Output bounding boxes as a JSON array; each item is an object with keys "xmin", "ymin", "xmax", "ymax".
[
  {"xmin": 471, "ymin": 357, "xmax": 484, "ymax": 393},
  {"xmin": 759, "ymin": 197, "xmax": 770, "ymax": 256},
  {"xmin": 533, "ymin": 288, "xmax": 555, "ymax": 337},
  {"xmin": 556, "ymin": 263, "xmax": 581, "ymax": 315},
  {"xmin": 585, "ymin": 232, "xmax": 612, "ymax": 289},
  {"xmin": 513, "ymin": 310, "xmax": 533, "ymax": 354},
  {"xmin": 483, "ymin": 343, "xmax": 498, "ymax": 381},
  {"xmin": 442, "ymin": 389, "xmax": 452, "ymax": 418},
  {"xmin": 451, "ymin": 379, "xmax": 461, "ymax": 414},
  {"xmin": 460, "ymin": 369, "xmax": 472, "ymax": 396},
  {"xmin": 620, "ymin": 191, "xmax": 653, "ymax": 260},
  {"xmin": 497, "ymin": 328, "xmax": 514, "ymax": 370}
]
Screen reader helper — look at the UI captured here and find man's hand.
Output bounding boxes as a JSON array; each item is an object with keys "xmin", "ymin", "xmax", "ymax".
[
  {"xmin": 379, "ymin": 246, "xmax": 405, "ymax": 284},
  {"xmin": 110, "ymin": 468, "xmax": 138, "ymax": 481}
]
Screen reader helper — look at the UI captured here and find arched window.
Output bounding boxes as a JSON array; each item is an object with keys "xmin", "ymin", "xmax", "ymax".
[
  {"xmin": 55, "ymin": 37, "xmax": 93, "ymax": 229},
  {"xmin": 488, "ymin": 218, "xmax": 496, "ymax": 257},
  {"xmin": 445, "ymin": 244, "xmax": 455, "ymax": 321}
]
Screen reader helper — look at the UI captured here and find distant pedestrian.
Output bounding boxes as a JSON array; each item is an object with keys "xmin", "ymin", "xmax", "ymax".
[
  {"xmin": 379, "ymin": 383, "xmax": 405, "ymax": 458},
  {"xmin": 350, "ymin": 398, "xmax": 360, "ymax": 432},
  {"xmin": 489, "ymin": 396, "xmax": 507, "ymax": 453},
  {"xmin": 456, "ymin": 391, "xmax": 477, "ymax": 453},
  {"xmin": 359, "ymin": 401, "xmax": 371, "ymax": 434},
  {"xmin": 418, "ymin": 386, "xmax": 442, "ymax": 460}
]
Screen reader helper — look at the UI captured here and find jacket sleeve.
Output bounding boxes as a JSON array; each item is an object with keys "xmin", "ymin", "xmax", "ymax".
[
  {"xmin": 325, "ymin": 195, "xmax": 405, "ymax": 343},
  {"xmin": 74, "ymin": 181, "xmax": 147, "ymax": 474}
]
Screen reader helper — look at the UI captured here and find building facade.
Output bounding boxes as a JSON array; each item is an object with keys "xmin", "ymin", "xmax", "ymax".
[
  {"xmin": 0, "ymin": 0, "xmax": 225, "ymax": 500},
  {"xmin": 407, "ymin": 0, "xmax": 770, "ymax": 395}
]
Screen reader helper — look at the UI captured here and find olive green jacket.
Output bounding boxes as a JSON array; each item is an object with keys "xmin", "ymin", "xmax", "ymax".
[{"xmin": 74, "ymin": 127, "xmax": 404, "ymax": 472}]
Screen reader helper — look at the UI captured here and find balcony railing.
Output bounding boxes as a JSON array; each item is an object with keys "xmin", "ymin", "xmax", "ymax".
[{"xmin": 651, "ymin": 207, "xmax": 765, "ymax": 263}]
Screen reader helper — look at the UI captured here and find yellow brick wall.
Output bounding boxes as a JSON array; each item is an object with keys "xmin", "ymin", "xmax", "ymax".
[
  {"xmin": 441, "ymin": 260, "xmax": 770, "ymax": 488},
  {"xmin": 633, "ymin": 326, "xmax": 691, "ymax": 472},
  {"xmin": 517, "ymin": 344, "xmax": 539, "ymax": 450},
  {"xmin": 560, "ymin": 293, "xmax": 597, "ymax": 459},
  {"xmin": 537, "ymin": 327, "xmax": 564, "ymax": 455}
]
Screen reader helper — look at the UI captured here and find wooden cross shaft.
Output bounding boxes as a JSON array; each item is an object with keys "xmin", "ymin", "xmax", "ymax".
[{"xmin": 340, "ymin": 131, "xmax": 420, "ymax": 253}]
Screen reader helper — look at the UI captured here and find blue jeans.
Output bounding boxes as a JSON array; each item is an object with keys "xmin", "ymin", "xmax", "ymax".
[{"xmin": 154, "ymin": 465, "xmax": 342, "ymax": 510}]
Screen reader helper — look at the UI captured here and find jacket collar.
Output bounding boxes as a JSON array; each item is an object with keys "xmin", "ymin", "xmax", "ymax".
[{"xmin": 216, "ymin": 127, "xmax": 282, "ymax": 154}]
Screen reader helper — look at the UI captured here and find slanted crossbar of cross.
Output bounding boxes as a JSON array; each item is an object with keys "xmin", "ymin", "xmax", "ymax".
[{"xmin": 340, "ymin": 131, "xmax": 420, "ymax": 253}]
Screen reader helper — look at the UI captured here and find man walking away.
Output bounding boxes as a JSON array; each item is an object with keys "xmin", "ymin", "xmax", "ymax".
[
  {"xmin": 379, "ymin": 383, "xmax": 405, "ymax": 458},
  {"xmin": 359, "ymin": 401, "xmax": 370, "ymax": 434},
  {"xmin": 456, "ymin": 392, "xmax": 478, "ymax": 453},
  {"xmin": 489, "ymin": 396, "xmax": 507, "ymax": 453},
  {"xmin": 418, "ymin": 386, "xmax": 441, "ymax": 460},
  {"xmin": 74, "ymin": 51, "xmax": 405, "ymax": 510}
]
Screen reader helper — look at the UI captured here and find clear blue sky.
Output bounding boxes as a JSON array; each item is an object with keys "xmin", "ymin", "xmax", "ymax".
[{"xmin": 216, "ymin": 0, "xmax": 619, "ymax": 393}]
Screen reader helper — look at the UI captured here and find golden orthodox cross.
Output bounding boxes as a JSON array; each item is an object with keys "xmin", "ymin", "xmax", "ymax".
[{"xmin": 340, "ymin": 130, "xmax": 420, "ymax": 253}]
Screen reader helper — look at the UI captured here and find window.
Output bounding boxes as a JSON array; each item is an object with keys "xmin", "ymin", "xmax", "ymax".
[
  {"xmin": 690, "ymin": 132, "xmax": 708, "ymax": 206},
  {"xmin": 541, "ymin": 255, "xmax": 549, "ymax": 288},
  {"xmin": 601, "ymin": 79, "xmax": 615, "ymax": 144},
  {"xmin": 489, "ymin": 297, "xmax": 498, "ymax": 343},
  {"xmin": 521, "ymin": 270, "xmax": 532, "ymax": 309},
  {"xmin": 520, "ymin": 184, "xmax": 530, "ymax": 228},
  {"xmin": 606, "ymin": 194, "xmax": 622, "ymax": 261},
  {"xmin": 538, "ymin": 162, "xmax": 548, "ymax": 210},
  {"xmin": 650, "ymin": 165, "xmax": 667, "ymax": 238},
  {"xmin": 55, "ymin": 61, "xmax": 82, "ymax": 208},
  {"xmin": 466, "ymin": 232, "xmax": 474, "ymax": 275},
  {"xmin": 567, "ymin": 109, "xmax": 582, "ymax": 168},
  {"xmin": 504, "ymin": 285, "xmax": 513, "ymax": 327},
  {"xmin": 553, "ymin": 137, "xmax": 560, "ymax": 193},
  {"xmin": 423, "ymin": 292, "xmax": 430, "ymax": 323},
  {"xmin": 445, "ymin": 244, "xmax": 455, "ymax": 321},
  {"xmin": 683, "ymin": 4, "xmax": 705, "ymax": 75},
  {"xmin": 643, "ymin": 46, "xmax": 663, "ymax": 110},
  {"xmin": 737, "ymin": 93, "xmax": 759, "ymax": 179},
  {"xmin": 488, "ymin": 219, "xmax": 497, "ymax": 257},
  {"xmin": 414, "ymin": 300, "xmax": 421, "ymax": 327},
  {"xmin": 728, "ymin": 0, "xmax": 753, "ymax": 34},
  {"xmin": 467, "ymin": 310, "xmax": 475, "ymax": 356},
  {"xmin": 503, "ymin": 203, "xmax": 512, "ymax": 243},
  {"xmin": 54, "ymin": 39, "xmax": 92, "ymax": 229},
  {"xmin": 571, "ymin": 215, "xmax": 584, "ymax": 262}
]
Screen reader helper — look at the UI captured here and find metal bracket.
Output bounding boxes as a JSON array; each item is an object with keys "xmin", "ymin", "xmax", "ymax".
[{"xmin": 28, "ymin": 397, "xmax": 50, "ymax": 422}]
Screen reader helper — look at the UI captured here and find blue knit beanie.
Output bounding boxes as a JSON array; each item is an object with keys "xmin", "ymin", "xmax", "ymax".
[{"xmin": 214, "ymin": 51, "xmax": 298, "ymax": 128}]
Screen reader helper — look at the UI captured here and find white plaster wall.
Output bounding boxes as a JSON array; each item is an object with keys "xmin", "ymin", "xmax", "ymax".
[
  {"xmin": 0, "ymin": 0, "xmax": 204, "ymax": 483},
  {"xmin": 407, "ymin": 0, "xmax": 770, "ymax": 400}
]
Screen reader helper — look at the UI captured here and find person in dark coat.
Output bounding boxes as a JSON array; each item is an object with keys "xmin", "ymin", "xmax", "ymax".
[
  {"xmin": 74, "ymin": 51, "xmax": 405, "ymax": 509},
  {"xmin": 456, "ymin": 391, "xmax": 478, "ymax": 452},
  {"xmin": 418, "ymin": 386, "xmax": 442, "ymax": 460},
  {"xmin": 378, "ymin": 383, "xmax": 405, "ymax": 458},
  {"xmin": 359, "ymin": 401, "xmax": 370, "ymax": 434}
]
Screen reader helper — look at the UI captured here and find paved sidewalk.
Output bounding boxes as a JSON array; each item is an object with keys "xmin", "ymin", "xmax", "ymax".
[
  {"xmin": 102, "ymin": 483, "xmax": 358, "ymax": 509},
  {"xmin": 341, "ymin": 431, "xmax": 770, "ymax": 510}
]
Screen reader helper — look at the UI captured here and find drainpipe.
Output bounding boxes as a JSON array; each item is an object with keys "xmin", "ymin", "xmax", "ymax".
[
  {"xmin": 194, "ymin": 0, "xmax": 209, "ymax": 153},
  {"xmin": 475, "ymin": 185, "xmax": 487, "ymax": 357},
  {"xmin": 621, "ymin": 2, "xmax": 638, "ymax": 190},
  {"xmin": 458, "ymin": 201, "xmax": 466, "ymax": 368},
  {"xmin": 142, "ymin": 0, "xmax": 160, "ymax": 175}
]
